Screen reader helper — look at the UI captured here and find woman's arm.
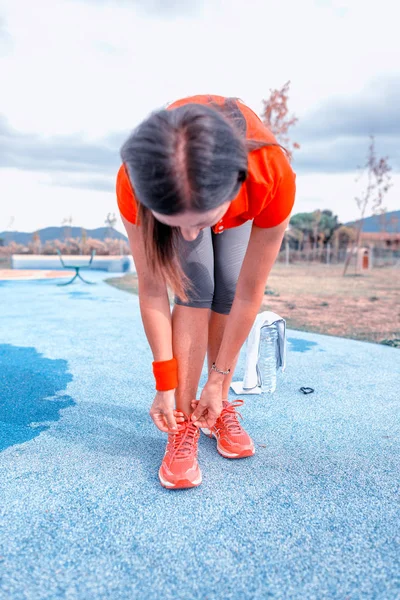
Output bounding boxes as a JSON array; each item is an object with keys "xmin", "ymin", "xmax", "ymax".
[
  {"xmin": 210, "ymin": 217, "xmax": 289, "ymax": 378},
  {"xmin": 121, "ymin": 215, "xmax": 173, "ymax": 361},
  {"xmin": 122, "ymin": 215, "xmax": 184, "ymax": 432},
  {"xmin": 190, "ymin": 218, "xmax": 289, "ymax": 426}
]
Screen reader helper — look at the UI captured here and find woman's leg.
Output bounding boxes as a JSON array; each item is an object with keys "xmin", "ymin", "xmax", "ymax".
[
  {"xmin": 207, "ymin": 312, "xmax": 240, "ymax": 399},
  {"xmin": 172, "ymin": 305, "xmax": 210, "ymax": 415},
  {"xmin": 172, "ymin": 228, "xmax": 215, "ymax": 416},
  {"xmin": 204, "ymin": 221, "xmax": 255, "ymax": 459},
  {"xmin": 208, "ymin": 220, "xmax": 253, "ymax": 395}
]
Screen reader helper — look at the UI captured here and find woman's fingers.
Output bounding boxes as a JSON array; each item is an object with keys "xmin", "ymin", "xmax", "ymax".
[
  {"xmin": 152, "ymin": 405, "xmax": 207, "ymax": 430},
  {"xmin": 150, "ymin": 412, "xmax": 170, "ymax": 433},
  {"xmin": 150, "ymin": 408, "xmax": 180, "ymax": 433},
  {"xmin": 197, "ymin": 408, "xmax": 218, "ymax": 429},
  {"xmin": 191, "ymin": 402, "xmax": 207, "ymax": 423},
  {"xmin": 173, "ymin": 409, "xmax": 185, "ymax": 424},
  {"xmin": 193, "ymin": 418, "xmax": 208, "ymax": 428},
  {"xmin": 163, "ymin": 410, "xmax": 178, "ymax": 432},
  {"xmin": 194, "ymin": 414, "xmax": 216, "ymax": 429},
  {"xmin": 205, "ymin": 411, "xmax": 218, "ymax": 429}
]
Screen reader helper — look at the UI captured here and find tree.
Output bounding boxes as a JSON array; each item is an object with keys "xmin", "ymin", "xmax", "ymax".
[
  {"xmin": 3, "ymin": 216, "xmax": 15, "ymax": 231},
  {"xmin": 261, "ymin": 81, "xmax": 300, "ymax": 160},
  {"xmin": 105, "ymin": 213, "xmax": 117, "ymax": 238},
  {"xmin": 290, "ymin": 212, "xmax": 315, "ymax": 249},
  {"xmin": 318, "ymin": 210, "xmax": 341, "ymax": 244},
  {"xmin": 343, "ymin": 136, "xmax": 392, "ymax": 275},
  {"xmin": 0, "ymin": 216, "xmax": 15, "ymax": 249},
  {"xmin": 31, "ymin": 231, "xmax": 41, "ymax": 255},
  {"xmin": 312, "ymin": 210, "xmax": 322, "ymax": 254},
  {"xmin": 290, "ymin": 210, "xmax": 340, "ymax": 248},
  {"xmin": 80, "ymin": 228, "xmax": 87, "ymax": 255},
  {"xmin": 332, "ymin": 225, "xmax": 356, "ymax": 262},
  {"xmin": 285, "ymin": 226, "xmax": 304, "ymax": 250},
  {"xmin": 333, "ymin": 225, "xmax": 356, "ymax": 247},
  {"xmin": 62, "ymin": 216, "xmax": 73, "ymax": 241}
]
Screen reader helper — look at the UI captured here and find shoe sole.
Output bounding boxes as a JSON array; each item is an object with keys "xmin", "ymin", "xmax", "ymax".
[
  {"xmin": 201, "ymin": 428, "xmax": 255, "ymax": 459},
  {"xmin": 158, "ymin": 468, "xmax": 202, "ymax": 490}
]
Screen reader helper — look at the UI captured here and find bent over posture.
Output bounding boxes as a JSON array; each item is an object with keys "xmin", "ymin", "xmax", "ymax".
[{"xmin": 116, "ymin": 95, "xmax": 296, "ymax": 489}]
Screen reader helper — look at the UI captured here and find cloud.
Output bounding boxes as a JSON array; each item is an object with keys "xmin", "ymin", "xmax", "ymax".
[
  {"xmin": 0, "ymin": 17, "xmax": 8, "ymax": 38},
  {"xmin": 0, "ymin": 17, "xmax": 12, "ymax": 53},
  {"xmin": 293, "ymin": 135, "xmax": 400, "ymax": 175},
  {"xmin": 72, "ymin": 0, "xmax": 201, "ymax": 17},
  {"xmin": 0, "ymin": 116, "xmax": 121, "ymax": 174},
  {"xmin": 295, "ymin": 77, "xmax": 400, "ymax": 140},
  {"xmin": 48, "ymin": 176, "xmax": 115, "ymax": 192},
  {"xmin": 2, "ymin": 73, "xmax": 400, "ymax": 185},
  {"xmin": 292, "ymin": 77, "xmax": 400, "ymax": 174}
]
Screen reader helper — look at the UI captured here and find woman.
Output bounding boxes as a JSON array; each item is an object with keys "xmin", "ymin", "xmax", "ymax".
[{"xmin": 116, "ymin": 94, "xmax": 296, "ymax": 489}]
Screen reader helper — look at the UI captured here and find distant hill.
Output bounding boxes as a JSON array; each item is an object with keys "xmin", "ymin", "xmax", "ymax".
[
  {"xmin": 1, "ymin": 211, "xmax": 399, "ymax": 245},
  {"xmin": 0, "ymin": 226, "xmax": 128, "ymax": 246},
  {"xmin": 346, "ymin": 210, "xmax": 400, "ymax": 233}
]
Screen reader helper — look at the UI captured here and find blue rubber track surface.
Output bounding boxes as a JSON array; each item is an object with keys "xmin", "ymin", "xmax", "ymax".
[{"xmin": 0, "ymin": 273, "xmax": 399, "ymax": 599}]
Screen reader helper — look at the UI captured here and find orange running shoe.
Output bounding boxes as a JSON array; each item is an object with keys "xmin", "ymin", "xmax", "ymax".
[
  {"xmin": 201, "ymin": 400, "xmax": 255, "ymax": 459},
  {"xmin": 158, "ymin": 419, "xmax": 202, "ymax": 489}
]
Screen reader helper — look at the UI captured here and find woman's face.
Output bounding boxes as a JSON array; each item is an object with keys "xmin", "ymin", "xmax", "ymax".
[{"xmin": 152, "ymin": 201, "xmax": 231, "ymax": 241}]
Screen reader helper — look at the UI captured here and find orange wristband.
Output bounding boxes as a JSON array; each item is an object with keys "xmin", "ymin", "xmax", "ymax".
[{"xmin": 152, "ymin": 358, "xmax": 178, "ymax": 392}]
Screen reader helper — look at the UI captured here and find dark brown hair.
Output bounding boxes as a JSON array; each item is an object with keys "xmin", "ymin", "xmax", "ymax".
[{"xmin": 120, "ymin": 98, "xmax": 276, "ymax": 302}]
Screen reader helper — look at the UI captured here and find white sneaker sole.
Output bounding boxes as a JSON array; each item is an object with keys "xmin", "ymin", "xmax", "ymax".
[{"xmin": 158, "ymin": 469, "xmax": 202, "ymax": 489}]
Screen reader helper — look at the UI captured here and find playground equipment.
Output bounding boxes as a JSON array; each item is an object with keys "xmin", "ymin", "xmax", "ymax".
[{"xmin": 56, "ymin": 250, "xmax": 96, "ymax": 286}]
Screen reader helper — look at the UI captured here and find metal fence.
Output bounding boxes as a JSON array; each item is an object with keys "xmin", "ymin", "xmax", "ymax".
[{"xmin": 277, "ymin": 245, "xmax": 400, "ymax": 267}]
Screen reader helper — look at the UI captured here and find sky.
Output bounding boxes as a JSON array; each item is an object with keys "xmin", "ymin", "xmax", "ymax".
[{"xmin": 0, "ymin": 0, "xmax": 399, "ymax": 234}]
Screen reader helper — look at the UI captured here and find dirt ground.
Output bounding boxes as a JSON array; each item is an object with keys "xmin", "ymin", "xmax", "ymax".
[
  {"xmin": 0, "ymin": 269, "xmax": 68, "ymax": 280},
  {"xmin": 106, "ymin": 264, "xmax": 400, "ymax": 346},
  {"xmin": 263, "ymin": 264, "xmax": 400, "ymax": 345}
]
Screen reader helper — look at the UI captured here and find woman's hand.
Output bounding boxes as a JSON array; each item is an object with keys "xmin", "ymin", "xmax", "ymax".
[
  {"xmin": 190, "ymin": 377, "xmax": 224, "ymax": 429},
  {"xmin": 150, "ymin": 390, "xmax": 185, "ymax": 433}
]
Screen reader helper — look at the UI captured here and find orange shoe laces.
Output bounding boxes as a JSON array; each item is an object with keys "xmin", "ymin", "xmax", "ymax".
[
  {"xmin": 168, "ymin": 417, "xmax": 199, "ymax": 460},
  {"xmin": 217, "ymin": 399, "xmax": 245, "ymax": 434}
]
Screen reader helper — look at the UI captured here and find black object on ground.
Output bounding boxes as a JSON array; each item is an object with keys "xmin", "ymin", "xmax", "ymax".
[
  {"xmin": 300, "ymin": 387, "xmax": 315, "ymax": 394},
  {"xmin": 380, "ymin": 339, "xmax": 400, "ymax": 348}
]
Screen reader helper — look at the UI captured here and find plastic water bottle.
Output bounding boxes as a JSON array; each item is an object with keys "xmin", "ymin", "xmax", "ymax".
[{"xmin": 258, "ymin": 324, "xmax": 278, "ymax": 393}]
